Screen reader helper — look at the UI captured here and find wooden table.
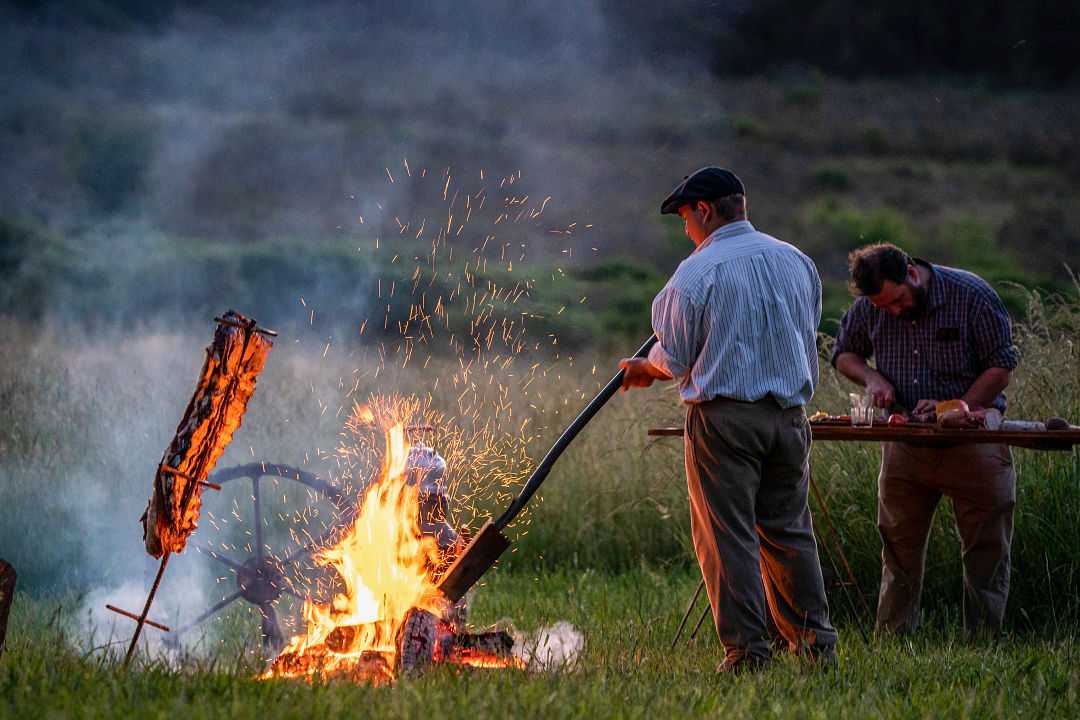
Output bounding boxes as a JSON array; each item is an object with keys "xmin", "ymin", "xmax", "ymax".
[
  {"xmin": 653, "ymin": 418, "xmax": 1080, "ymax": 643},
  {"xmin": 648, "ymin": 421, "xmax": 1080, "ymax": 451}
]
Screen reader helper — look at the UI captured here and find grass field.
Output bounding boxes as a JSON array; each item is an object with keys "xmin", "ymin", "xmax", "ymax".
[
  {"xmin": 3, "ymin": 571, "xmax": 1079, "ymax": 719},
  {"xmin": 3, "ymin": 6, "xmax": 1080, "ymax": 716},
  {"xmin": 1, "ymin": 292, "xmax": 1078, "ymax": 717}
]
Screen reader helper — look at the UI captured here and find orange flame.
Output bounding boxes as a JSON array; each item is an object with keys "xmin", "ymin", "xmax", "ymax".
[{"xmin": 269, "ymin": 419, "xmax": 446, "ymax": 677}]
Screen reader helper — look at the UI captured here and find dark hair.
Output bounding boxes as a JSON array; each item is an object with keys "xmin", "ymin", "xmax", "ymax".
[
  {"xmin": 708, "ymin": 193, "xmax": 746, "ymax": 221},
  {"xmin": 847, "ymin": 243, "xmax": 911, "ymax": 296}
]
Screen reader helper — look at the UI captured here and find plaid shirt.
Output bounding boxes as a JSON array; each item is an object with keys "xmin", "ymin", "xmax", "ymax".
[{"xmin": 830, "ymin": 260, "xmax": 1019, "ymax": 412}]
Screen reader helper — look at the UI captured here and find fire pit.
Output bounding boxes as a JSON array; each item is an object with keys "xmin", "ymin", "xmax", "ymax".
[
  {"xmin": 260, "ymin": 413, "xmax": 522, "ymax": 683},
  {"xmin": 271, "ymin": 607, "xmax": 518, "ymax": 684},
  {"xmin": 167, "ymin": 441, "xmax": 467, "ymax": 657}
]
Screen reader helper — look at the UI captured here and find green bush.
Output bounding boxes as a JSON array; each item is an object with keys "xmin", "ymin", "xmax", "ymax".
[
  {"xmin": 782, "ymin": 73, "xmax": 825, "ymax": 109},
  {"xmin": 859, "ymin": 125, "xmax": 890, "ymax": 156},
  {"xmin": 570, "ymin": 259, "xmax": 666, "ymax": 338},
  {"xmin": 807, "ymin": 197, "xmax": 914, "ymax": 253},
  {"xmin": 812, "ymin": 167, "xmax": 852, "ymax": 192}
]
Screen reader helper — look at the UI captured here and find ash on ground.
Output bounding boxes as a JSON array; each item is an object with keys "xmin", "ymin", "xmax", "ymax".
[{"xmin": 512, "ymin": 621, "xmax": 584, "ymax": 671}]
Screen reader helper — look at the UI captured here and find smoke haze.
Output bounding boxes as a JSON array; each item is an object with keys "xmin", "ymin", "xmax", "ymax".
[{"xmin": 3, "ymin": 2, "xmax": 1079, "ymax": 657}]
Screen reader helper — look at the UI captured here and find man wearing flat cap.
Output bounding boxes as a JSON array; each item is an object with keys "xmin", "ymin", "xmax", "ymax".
[{"xmin": 620, "ymin": 167, "xmax": 837, "ymax": 672}]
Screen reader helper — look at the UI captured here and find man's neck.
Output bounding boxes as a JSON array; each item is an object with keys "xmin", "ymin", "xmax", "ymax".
[
  {"xmin": 694, "ymin": 217, "xmax": 750, "ymax": 251},
  {"xmin": 915, "ymin": 263, "xmax": 932, "ymax": 288},
  {"xmin": 704, "ymin": 215, "xmax": 747, "ymax": 237}
]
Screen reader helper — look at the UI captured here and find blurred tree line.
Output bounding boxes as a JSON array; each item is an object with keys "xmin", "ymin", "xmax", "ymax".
[
  {"xmin": 3, "ymin": 0, "xmax": 1077, "ymax": 345},
  {"xmin": 11, "ymin": 0, "xmax": 1080, "ymax": 86},
  {"xmin": 614, "ymin": 1, "xmax": 1079, "ymax": 86}
]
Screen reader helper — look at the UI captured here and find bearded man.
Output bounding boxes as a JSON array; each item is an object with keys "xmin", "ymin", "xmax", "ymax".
[{"xmin": 832, "ymin": 243, "xmax": 1019, "ymax": 636}]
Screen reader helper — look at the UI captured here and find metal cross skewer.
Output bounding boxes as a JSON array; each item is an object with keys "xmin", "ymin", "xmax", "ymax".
[{"xmin": 123, "ymin": 553, "xmax": 170, "ymax": 667}]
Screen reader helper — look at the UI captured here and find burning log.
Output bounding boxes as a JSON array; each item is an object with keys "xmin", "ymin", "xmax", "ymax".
[
  {"xmin": 396, "ymin": 608, "xmax": 516, "ymax": 673},
  {"xmin": 141, "ymin": 311, "xmax": 274, "ymax": 558},
  {"xmin": 262, "ymin": 415, "xmax": 521, "ymax": 684},
  {"xmin": 268, "ymin": 608, "xmax": 519, "ymax": 682},
  {"xmin": 270, "ymin": 644, "xmax": 395, "ymax": 686},
  {"xmin": 318, "ymin": 610, "xmax": 510, "ymax": 657},
  {"xmin": 120, "ymin": 311, "xmax": 274, "ymax": 667}
]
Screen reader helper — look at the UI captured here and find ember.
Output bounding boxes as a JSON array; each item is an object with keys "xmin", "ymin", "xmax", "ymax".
[{"xmin": 264, "ymin": 407, "xmax": 522, "ymax": 683}]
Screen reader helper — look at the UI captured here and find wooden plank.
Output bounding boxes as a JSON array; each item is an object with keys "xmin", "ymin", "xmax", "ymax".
[{"xmin": 648, "ymin": 425, "xmax": 1080, "ymax": 451}]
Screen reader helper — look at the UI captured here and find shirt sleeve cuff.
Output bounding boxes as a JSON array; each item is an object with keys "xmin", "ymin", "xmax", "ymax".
[
  {"xmin": 828, "ymin": 346, "xmax": 843, "ymax": 369},
  {"xmin": 980, "ymin": 347, "xmax": 1019, "ymax": 371},
  {"xmin": 830, "ymin": 341, "xmax": 870, "ymax": 368},
  {"xmin": 648, "ymin": 341, "xmax": 690, "ymax": 379}
]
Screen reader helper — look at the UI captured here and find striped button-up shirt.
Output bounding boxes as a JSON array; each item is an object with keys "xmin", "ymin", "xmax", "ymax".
[
  {"xmin": 647, "ymin": 220, "xmax": 822, "ymax": 408},
  {"xmin": 830, "ymin": 260, "xmax": 1018, "ymax": 412}
]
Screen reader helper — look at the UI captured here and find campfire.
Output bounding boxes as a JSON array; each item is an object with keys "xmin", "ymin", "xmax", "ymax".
[
  {"xmin": 108, "ymin": 309, "xmax": 572, "ymax": 675},
  {"xmin": 264, "ymin": 414, "xmax": 522, "ymax": 683}
]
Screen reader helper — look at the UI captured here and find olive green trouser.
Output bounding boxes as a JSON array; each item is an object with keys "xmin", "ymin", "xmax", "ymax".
[
  {"xmin": 684, "ymin": 397, "xmax": 837, "ymax": 662},
  {"xmin": 876, "ymin": 442, "xmax": 1016, "ymax": 636}
]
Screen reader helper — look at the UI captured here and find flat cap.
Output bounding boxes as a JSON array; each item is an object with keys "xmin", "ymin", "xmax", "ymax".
[{"xmin": 660, "ymin": 167, "xmax": 745, "ymax": 215}]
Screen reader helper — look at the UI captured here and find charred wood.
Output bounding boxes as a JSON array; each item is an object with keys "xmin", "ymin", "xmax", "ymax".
[{"xmin": 141, "ymin": 310, "xmax": 273, "ymax": 557}]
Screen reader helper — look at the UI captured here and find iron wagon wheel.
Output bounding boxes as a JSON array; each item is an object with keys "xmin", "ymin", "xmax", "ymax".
[{"xmin": 166, "ymin": 462, "xmax": 354, "ymax": 657}]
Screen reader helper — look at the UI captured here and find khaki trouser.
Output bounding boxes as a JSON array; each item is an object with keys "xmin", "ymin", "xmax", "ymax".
[
  {"xmin": 876, "ymin": 442, "xmax": 1016, "ymax": 636},
  {"xmin": 684, "ymin": 397, "xmax": 837, "ymax": 662}
]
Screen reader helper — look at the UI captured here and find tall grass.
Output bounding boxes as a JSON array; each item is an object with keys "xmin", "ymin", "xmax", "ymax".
[
  {"xmin": 509, "ymin": 288, "xmax": 1080, "ymax": 630},
  {"xmin": 1, "ymin": 289, "xmax": 1078, "ymax": 631},
  {"xmin": 3, "ymin": 571, "xmax": 1078, "ymax": 719}
]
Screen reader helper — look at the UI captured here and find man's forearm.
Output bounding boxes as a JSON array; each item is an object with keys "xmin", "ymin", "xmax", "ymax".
[
  {"xmin": 834, "ymin": 352, "xmax": 879, "ymax": 386},
  {"xmin": 962, "ymin": 367, "xmax": 1012, "ymax": 410}
]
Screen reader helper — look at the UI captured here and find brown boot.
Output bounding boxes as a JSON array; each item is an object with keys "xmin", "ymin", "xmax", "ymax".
[
  {"xmin": 802, "ymin": 643, "xmax": 837, "ymax": 670},
  {"xmin": 717, "ymin": 653, "xmax": 770, "ymax": 674}
]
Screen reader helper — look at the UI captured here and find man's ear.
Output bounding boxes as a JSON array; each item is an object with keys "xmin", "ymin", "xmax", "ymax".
[
  {"xmin": 696, "ymin": 200, "xmax": 713, "ymax": 223},
  {"xmin": 907, "ymin": 263, "xmax": 920, "ymax": 284}
]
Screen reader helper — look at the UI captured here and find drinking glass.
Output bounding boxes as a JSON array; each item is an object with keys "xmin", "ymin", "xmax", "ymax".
[{"xmin": 849, "ymin": 392, "xmax": 875, "ymax": 427}]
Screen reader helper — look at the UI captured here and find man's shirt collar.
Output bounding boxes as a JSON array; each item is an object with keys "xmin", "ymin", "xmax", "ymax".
[
  {"xmin": 697, "ymin": 220, "xmax": 755, "ymax": 252},
  {"xmin": 912, "ymin": 257, "xmax": 946, "ymax": 311}
]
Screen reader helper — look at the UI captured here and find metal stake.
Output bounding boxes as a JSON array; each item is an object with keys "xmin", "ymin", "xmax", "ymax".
[
  {"xmin": 671, "ymin": 578, "xmax": 705, "ymax": 649},
  {"xmin": 689, "ymin": 602, "xmax": 711, "ymax": 641},
  {"xmin": 123, "ymin": 553, "xmax": 170, "ymax": 667},
  {"xmin": 669, "ymin": 470, "xmax": 873, "ymax": 648},
  {"xmin": 808, "ymin": 471, "xmax": 872, "ymax": 643}
]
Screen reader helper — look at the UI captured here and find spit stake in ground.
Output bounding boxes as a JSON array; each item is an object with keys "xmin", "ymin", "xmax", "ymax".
[{"xmin": 108, "ymin": 310, "xmax": 274, "ymax": 666}]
